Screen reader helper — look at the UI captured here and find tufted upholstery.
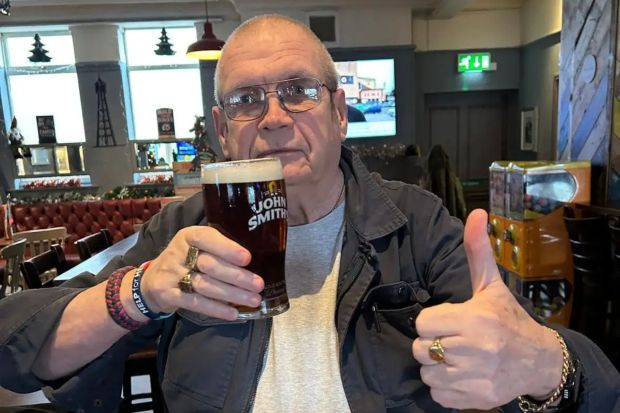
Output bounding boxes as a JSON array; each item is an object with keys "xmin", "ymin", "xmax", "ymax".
[{"xmin": 3, "ymin": 199, "xmax": 162, "ymax": 255}]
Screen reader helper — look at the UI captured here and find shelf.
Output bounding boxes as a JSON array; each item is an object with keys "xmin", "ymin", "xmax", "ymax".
[{"xmin": 12, "ymin": 186, "xmax": 99, "ymax": 193}]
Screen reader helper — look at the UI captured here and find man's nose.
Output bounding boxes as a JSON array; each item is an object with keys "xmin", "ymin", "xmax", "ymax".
[{"xmin": 258, "ymin": 92, "xmax": 293, "ymax": 130}]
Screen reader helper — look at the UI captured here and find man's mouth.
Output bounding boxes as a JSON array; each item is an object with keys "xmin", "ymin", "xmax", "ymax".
[{"xmin": 257, "ymin": 149, "xmax": 299, "ymax": 158}]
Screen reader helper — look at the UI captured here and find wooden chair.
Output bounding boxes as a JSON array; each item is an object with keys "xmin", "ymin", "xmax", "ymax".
[
  {"xmin": 121, "ymin": 347, "xmax": 167, "ymax": 413},
  {"xmin": 20, "ymin": 244, "xmax": 69, "ymax": 289},
  {"xmin": 74, "ymin": 229, "xmax": 113, "ymax": 261},
  {"xmin": 563, "ymin": 213, "xmax": 612, "ymax": 349},
  {"xmin": 0, "ymin": 239, "xmax": 27, "ymax": 298},
  {"xmin": 13, "ymin": 227, "xmax": 68, "ymax": 257}
]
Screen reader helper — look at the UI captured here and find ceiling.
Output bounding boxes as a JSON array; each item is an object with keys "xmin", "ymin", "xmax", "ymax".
[
  {"xmin": 1, "ymin": 0, "xmax": 524, "ymax": 26},
  {"xmin": 8, "ymin": 0, "xmax": 523, "ymax": 15}
]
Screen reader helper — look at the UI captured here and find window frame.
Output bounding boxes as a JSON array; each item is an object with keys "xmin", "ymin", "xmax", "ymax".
[
  {"xmin": 121, "ymin": 25, "xmax": 204, "ymax": 141},
  {"xmin": 0, "ymin": 30, "xmax": 85, "ymax": 144}
]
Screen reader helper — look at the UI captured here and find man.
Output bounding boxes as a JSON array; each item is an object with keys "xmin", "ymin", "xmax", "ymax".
[{"xmin": 1, "ymin": 15, "xmax": 619, "ymax": 413}]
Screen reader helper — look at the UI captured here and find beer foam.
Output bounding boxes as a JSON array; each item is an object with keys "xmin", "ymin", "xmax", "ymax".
[{"xmin": 201, "ymin": 158, "xmax": 283, "ymax": 184}]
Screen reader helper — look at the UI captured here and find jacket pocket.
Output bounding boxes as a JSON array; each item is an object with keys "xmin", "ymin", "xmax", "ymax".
[
  {"xmin": 161, "ymin": 310, "xmax": 248, "ymax": 410},
  {"xmin": 363, "ymin": 281, "xmax": 432, "ymax": 408}
]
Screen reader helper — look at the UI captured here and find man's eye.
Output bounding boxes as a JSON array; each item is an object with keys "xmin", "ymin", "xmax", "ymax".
[
  {"xmin": 230, "ymin": 93, "xmax": 256, "ymax": 105},
  {"xmin": 290, "ymin": 85, "xmax": 306, "ymax": 95}
]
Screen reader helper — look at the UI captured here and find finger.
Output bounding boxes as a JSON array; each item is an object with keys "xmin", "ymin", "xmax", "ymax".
[
  {"xmin": 415, "ymin": 303, "xmax": 467, "ymax": 338},
  {"xmin": 420, "ymin": 364, "xmax": 459, "ymax": 389},
  {"xmin": 412, "ymin": 336, "xmax": 460, "ymax": 366},
  {"xmin": 192, "ymin": 272, "xmax": 262, "ymax": 308},
  {"xmin": 165, "ymin": 289, "xmax": 239, "ymax": 321},
  {"xmin": 196, "ymin": 253, "xmax": 264, "ymax": 293},
  {"xmin": 184, "ymin": 226, "xmax": 251, "ymax": 267},
  {"xmin": 429, "ymin": 388, "xmax": 468, "ymax": 410},
  {"xmin": 464, "ymin": 209, "xmax": 502, "ymax": 294}
]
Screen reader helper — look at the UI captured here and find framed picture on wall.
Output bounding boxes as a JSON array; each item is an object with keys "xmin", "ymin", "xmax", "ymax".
[{"xmin": 520, "ymin": 108, "xmax": 538, "ymax": 151}]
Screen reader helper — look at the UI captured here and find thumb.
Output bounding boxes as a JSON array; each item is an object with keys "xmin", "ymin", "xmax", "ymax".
[{"xmin": 464, "ymin": 209, "xmax": 502, "ymax": 295}]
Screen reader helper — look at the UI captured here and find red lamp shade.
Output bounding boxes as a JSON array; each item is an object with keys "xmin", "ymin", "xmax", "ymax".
[{"xmin": 186, "ymin": 21, "xmax": 225, "ymax": 60}]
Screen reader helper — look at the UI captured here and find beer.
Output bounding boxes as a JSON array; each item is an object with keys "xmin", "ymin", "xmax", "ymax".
[{"xmin": 201, "ymin": 158, "xmax": 289, "ymax": 319}]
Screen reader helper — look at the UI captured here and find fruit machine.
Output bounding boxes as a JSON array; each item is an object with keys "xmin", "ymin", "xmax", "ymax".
[
  {"xmin": 488, "ymin": 161, "xmax": 509, "ymax": 269},
  {"xmin": 491, "ymin": 161, "xmax": 591, "ymax": 326}
]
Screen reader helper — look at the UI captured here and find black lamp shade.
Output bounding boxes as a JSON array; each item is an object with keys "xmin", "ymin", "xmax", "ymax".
[{"xmin": 186, "ymin": 21, "xmax": 224, "ymax": 60}]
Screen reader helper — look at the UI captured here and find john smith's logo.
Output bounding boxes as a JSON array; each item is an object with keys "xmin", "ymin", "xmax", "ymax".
[{"xmin": 248, "ymin": 190, "xmax": 287, "ymax": 231}]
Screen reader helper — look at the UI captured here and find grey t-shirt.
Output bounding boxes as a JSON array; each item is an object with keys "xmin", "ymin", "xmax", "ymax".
[{"xmin": 252, "ymin": 201, "xmax": 351, "ymax": 413}]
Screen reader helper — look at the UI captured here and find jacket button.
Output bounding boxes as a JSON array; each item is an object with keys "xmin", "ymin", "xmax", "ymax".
[
  {"xmin": 94, "ymin": 399, "xmax": 103, "ymax": 407},
  {"xmin": 398, "ymin": 286, "xmax": 406, "ymax": 296},
  {"xmin": 408, "ymin": 316, "xmax": 415, "ymax": 328}
]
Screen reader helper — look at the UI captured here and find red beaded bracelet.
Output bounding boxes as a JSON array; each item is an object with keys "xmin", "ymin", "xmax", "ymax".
[{"xmin": 105, "ymin": 266, "xmax": 150, "ymax": 331}]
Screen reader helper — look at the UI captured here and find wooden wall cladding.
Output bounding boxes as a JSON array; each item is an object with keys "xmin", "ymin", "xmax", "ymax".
[
  {"xmin": 558, "ymin": 0, "xmax": 615, "ymax": 205},
  {"xmin": 609, "ymin": 0, "xmax": 620, "ymax": 208}
]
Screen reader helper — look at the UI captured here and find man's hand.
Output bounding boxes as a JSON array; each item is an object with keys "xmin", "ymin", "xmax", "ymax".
[
  {"xmin": 138, "ymin": 226, "xmax": 264, "ymax": 320},
  {"xmin": 411, "ymin": 209, "xmax": 564, "ymax": 410}
]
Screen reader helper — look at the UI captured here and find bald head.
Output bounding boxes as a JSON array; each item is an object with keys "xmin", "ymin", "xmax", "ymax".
[{"xmin": 213, "ymin": 15, "xmax": 338, "ymax": 103}]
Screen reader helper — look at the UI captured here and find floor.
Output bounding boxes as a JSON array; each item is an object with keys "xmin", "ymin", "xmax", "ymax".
[{"xmin": 0, "ymin": 376, "xmax": 152, "ymax": 411}]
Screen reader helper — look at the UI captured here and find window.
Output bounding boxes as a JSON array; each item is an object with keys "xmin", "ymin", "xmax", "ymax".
[
  {"xmin": 124, "ymin": 27, "xmax": 204, "ymax": 140},
  {"xmin": 2, "ymin": 32, "xmax": 86, "ymax": 144}
]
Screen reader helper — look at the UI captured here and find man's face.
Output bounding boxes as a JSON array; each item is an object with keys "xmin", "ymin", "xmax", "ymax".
[{"xmin": 212, "ymin": 28, "xmax": 347, "ymax": 189}]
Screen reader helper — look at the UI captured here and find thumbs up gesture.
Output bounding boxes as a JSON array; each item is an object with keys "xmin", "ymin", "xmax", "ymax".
[{"xmin": 411, "ymin": 209, "xmax": 564, "ymax": 410}]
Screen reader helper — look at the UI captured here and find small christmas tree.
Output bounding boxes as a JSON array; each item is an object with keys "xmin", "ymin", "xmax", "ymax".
[
  {"xmin": 28, "ymin": 33, "xmax": 52, "ymax": 63},
  {"xmin": 154, "ymin": 28, "xmax": 175, "ymax": 56}
]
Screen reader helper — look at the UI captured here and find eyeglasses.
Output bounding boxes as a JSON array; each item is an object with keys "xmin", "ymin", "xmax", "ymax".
[{"xmin": 220, "ymin": 77, "xmax": 332, "ymax": 121}]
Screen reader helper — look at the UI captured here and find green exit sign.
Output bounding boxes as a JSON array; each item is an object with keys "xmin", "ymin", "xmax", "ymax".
[{"xmin": 457, "ymin": 52, "xmax": 491, "ymax": 72}]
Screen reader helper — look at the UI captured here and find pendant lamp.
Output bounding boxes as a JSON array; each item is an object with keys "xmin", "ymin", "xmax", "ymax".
[{"xmin": 186, "ymin": 0, "xmax": 224, "ymax": 60}]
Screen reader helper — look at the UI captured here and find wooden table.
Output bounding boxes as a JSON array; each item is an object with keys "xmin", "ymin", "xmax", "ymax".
[{"xmin": 56, "ymin": 232, "xmax": 138, "ymax": 282}]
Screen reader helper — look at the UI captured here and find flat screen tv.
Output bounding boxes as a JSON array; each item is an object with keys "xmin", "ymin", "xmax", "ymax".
[
  {"xmin": 176, "ymin": 141, "xmax": 197, "ymax": 162},
  {"xmin": 334, "ymin": 58, "xmax": 396, "ymax": 139}
]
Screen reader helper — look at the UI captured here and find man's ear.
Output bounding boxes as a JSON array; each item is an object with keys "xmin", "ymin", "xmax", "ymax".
[
  {"xmin": 212, "ymin": 106, "xmax": 229, "ymax": 158},
  {"xmin": 332, "ymin": 89, "xmax": 348, "ymax": 142}
]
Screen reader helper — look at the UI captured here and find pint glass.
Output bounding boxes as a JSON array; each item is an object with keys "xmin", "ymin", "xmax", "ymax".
[{"xmin": 201, "ymin": 158, "xmax": 289, "ymax": 319}]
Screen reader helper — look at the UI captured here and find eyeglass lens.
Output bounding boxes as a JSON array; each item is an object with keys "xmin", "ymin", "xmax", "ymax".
[{"xmin": 223, "ymin": 78, "xmax": 322, "ymax": 121}]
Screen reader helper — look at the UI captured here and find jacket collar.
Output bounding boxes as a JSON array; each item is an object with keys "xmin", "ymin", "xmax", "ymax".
[{"xmin": 340, "ymin": 145, "xmax": 408, "ymax": 241}]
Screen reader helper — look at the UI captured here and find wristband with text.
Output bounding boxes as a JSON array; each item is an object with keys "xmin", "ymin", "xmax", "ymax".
[{"xmin": 131, "ymin": 265, "xmax": 174, "ymax": 320}]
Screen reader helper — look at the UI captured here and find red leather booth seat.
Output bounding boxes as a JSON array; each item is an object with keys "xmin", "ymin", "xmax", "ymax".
[{"xmin": 3, "ymin": 199, "xmax": 162, "ymax": 255}]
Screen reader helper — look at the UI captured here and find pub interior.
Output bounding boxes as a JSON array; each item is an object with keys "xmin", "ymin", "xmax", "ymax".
[{"xmin": 0, "ymin": 0, "xmax": 620, "ymax": 412}]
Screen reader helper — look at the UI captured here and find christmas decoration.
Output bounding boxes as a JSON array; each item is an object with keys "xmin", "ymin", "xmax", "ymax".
[
  {"xmin": 103, "ymin": 186, "xmax": 174, "ymax": 200},
  {"xmin": 11, "ymin": 192, "xmax": 99, "ymax": 205},
  {"xmin": 21, "ymin": 178, "xmax": 82, "ymax": 190},
  {"xmin": 7, "ymin": 116, "xmax": 31, "ymax": 159},
  {"xmin": 155, "ymin": 28, "xmax": 175, "ymax": 56},
  {"xmin": 28, "ymin": 33, "xmax": 52, "ymax": 63},
  {"xmin": 0, "ymin": 0, "xmax": 11, "ymax": 16},
  {"xmin": 138, "ymin": 174, "xmax": 173, "ymax": 184},
  {"xmin": 95, "ymin": 77, "xmax": 117, "ymax": 147},
  {"xmin": 189, "ymin": 115, "xmax": 218, "ymax": 171}
]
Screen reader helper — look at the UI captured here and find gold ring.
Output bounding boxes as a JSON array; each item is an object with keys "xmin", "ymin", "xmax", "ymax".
[
  {"xmin": 178, "ymin": 271, "xmax": 195, "ymax": 294},
  {"xmin": 184, "ymin": 246, "xmax": 200, "ymax": 271},
  {"xmin": 428, "ymin": 337, "xmax": 445, "ymax": 362}
]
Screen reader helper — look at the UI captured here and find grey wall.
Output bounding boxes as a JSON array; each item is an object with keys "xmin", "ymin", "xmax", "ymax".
[
  {"xmin": 75, "ymin": 62, "xmax": 135, "ymax": 193},
  {"xmin": 519, "ymin": 32, "xmax": 561, "ymax": 162},
  {"xmin": 0, "ymin": 69, "xmax": 16, "ymax": 200},
  {"xmin": 414, "ymin": 48, "xmax": 521, "ymax": 157},
  {"xmin": 199, "ymin": 60, "xmax": 225, "ymax": 159}
]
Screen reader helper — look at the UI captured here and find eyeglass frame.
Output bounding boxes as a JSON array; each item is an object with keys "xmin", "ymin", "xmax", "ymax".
[{"xmin": 217, "ymin": 77, "xmax": 337, "ymax": 122}]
